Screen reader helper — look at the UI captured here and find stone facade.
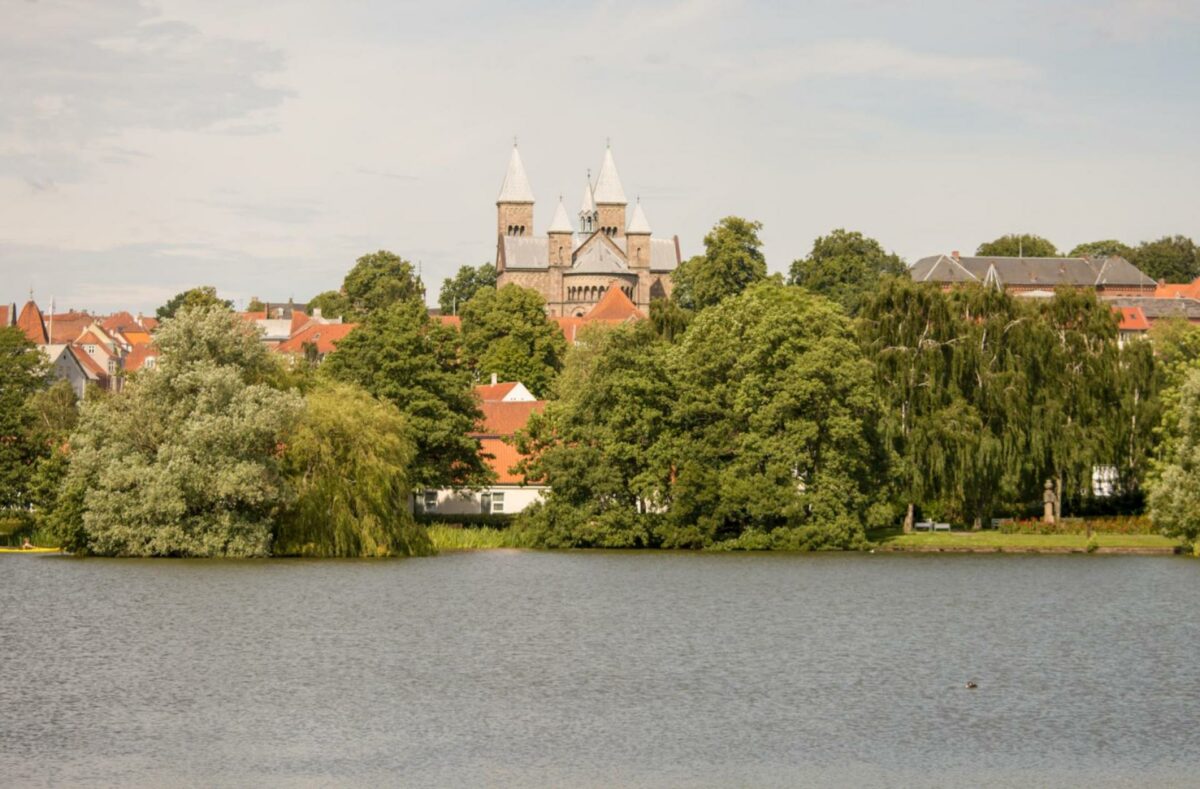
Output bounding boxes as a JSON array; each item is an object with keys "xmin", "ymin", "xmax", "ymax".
[{"xmin": 493, "ymin": 144, "xmax": 680, "ymax": 317}]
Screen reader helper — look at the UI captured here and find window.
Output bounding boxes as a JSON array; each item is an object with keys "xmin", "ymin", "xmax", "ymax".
[
  {"xmin": 144, "ymin": 357, "xmax": 156, "ymax": 369},
  {"xmin": 422, "ymin": 490, "xmax": 437, "ymax": 512},
  {"xmin": 480, "ymin": 492, "xmax": 491, "ymax": 513},
  {"xmin": 85, "ymin": 344, "xmax": 96, "ymax": 355},
  {"xmin": 491, "ymin": 492, "xmax": 505, "ymax": 514}
]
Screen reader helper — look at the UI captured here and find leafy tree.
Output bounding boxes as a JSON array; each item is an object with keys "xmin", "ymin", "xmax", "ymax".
[
  {"xmin": 648, "ymin": 297, "xmax": 691, "ymax": 342},
  {"xmin": 976, "ymin": 234, "xmax": 1059, "ymax": 257},
  {"xmin": 246, "ymin": 297, "xmax": 267, "ymax": 312},
  {"xmin": 439, "ymin": 263, "xmax": 497, "ymax": 315},
  {"xmin": 1069, "ymin": 239, "xmax": 1135, "ymax": 259},
  {"xmin": 321, "ymin": 299, "xmax": 486, "ymax": 489},
  {"xmin": 672, "ymin": 217, "xmax": 767, "ymax": 310},
  {"xmin": 308, "ymin": 290, "xmax": 352, "ymax": 321},
  {"xmin": 515, "ymin": 323, "xmax": 675, "ymax": 548},
  {"xmin": 1148, "ymin": 369, "xmax": 1200, "ymax": 546},
  {"xmin": 787, "ymin": 228, "xmax": 906, "ymax": 315},
  {"xmin": 48, "ymin": 307, "xmax": 302, "ymax": 556},
  {"xmin": 1132, "ymin": 235, "xmax": 1199, "ymax": 284},
  {"xmin": 156, "ymin": 286, "xmax": 232, "ymax": 321},
  {"xmin": 342, "ymin": 250, "xmax": 425, "ymax": 318},
  {"xmin": 0, "ymin": 327, "xmax": 50, "ymax": 509},
  {"xmin": 459, "ymin": 285, "xmax": 566, "ymax": 397},
  {"xmin": 661, "ymin": 282, "xmax": 887, "ymax": 548},
  {"xmin": 276, "ymin": 381, "xmax": 432, "ymax": 557}
]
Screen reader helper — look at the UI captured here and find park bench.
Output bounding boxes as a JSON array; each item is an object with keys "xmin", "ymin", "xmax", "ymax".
[
  {"xmin": 914, "ymin": 521, "xmax": 934, "ymax": 531},
  {"xmin": 933, "ymin": 522, "xmax": 951, "ymax": 532}
]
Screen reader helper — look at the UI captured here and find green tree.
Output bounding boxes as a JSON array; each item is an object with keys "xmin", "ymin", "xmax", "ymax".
[
  {"xmin": 439, "ymin": 263, "xmax": 497, "ymax": 315},
  {"xmin": 648, "ymin": 297, "xmax": 691, "ymax": 342},
  {"xmin": 321, "ymin": 299, "xmax": 487, "ymax": 489},
  {"xmin": 459, "ymin": 285, "xmax": 566, "ymax": 397},
  {"xmin": 342, "ymin": 250, "xmax": 425, "ymax": 318},
  {"xmin": 976, "ymin": 234, "xmax": 1059, "ymax": 257},
  {"xmin": 156, "ymin": 286, "xmax": 232, "ymax": 321},
  {"xmin": 1069, "ymin": 239, "xmax": 1135, "ymax": 259},
  {"xmin": 308, "ymin": 290, "xmax": 352, "ymax": 321},
  {"xmin": 246, "ymin": 297, "xmax": 267, "ymax": 312},
  {"xmin": 276, "ymin": 381, "xmax": 432, "ymax": 557},
  {"xmin": 661, "ymin": 282, "xmax": 887, "ymax": 548},
  {"xmin": 48, "ymin": 307, "xmax": 302, "ymax": 556},
  {"xmin": 1148, "ymin": 369, "xmax": 1200, "ymax": 546},
  {"xmin": 787, "ymin": 228, "xmax": 906, "ymax": 315},
  {"xmin": 0, "ymin": 327, "xmax": 50, "ymax": 509},
  {"xmin": 1132, "ymin": 235, "xmax": 1199, "ymax": 284},
  {"xmin": 515, "ymin": 322, "xmax": 676, "ymax": 548},
  {"xmin": 672, "ymin": 217, "xmax": 767, "ymax": 310}
]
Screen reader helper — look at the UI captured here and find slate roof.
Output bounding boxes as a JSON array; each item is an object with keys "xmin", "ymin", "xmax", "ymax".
[
  {"xmin": 626, "ymin": 200, "xmax": 651, "ymax": 234},
  {"xmin": 571, "ymin": 238, "xmax": 630, "ymax": 274},
  {"xmin": 910, "ymin": 255, "xmax": 1154, "ymax": 288},
  {"xmin": 500, "ymin": 236, "xmax": 549, "ymax": 269},
  {"xmin": 548, "ymin": 198, "xmax": 573, "ymax": 233},
  {"xmin": 649, "ymin": 238, "xmax": 680, "ymax": 271},
  {"xmin": 1107, "ymin": 297, "xmax": 1200, "ymax": 321}
]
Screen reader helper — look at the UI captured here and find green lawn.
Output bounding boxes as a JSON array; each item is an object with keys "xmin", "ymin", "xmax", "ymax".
[{"xmin": 875, "ymin": 529, "xmax": 1179, "ymax": 552}]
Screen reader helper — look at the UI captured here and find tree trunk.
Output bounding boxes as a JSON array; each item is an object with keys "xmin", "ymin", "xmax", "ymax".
[
  {"xmin": 972, "ymin": 515, "xmax": 982, "ymax": 531},
  {"xmin": 903, "ymin": 503, "xmax": 914, "ymax": 534},
  {"xmin": 1055, "ymin": 475, "xmax": 1063, "ymax": 522}
]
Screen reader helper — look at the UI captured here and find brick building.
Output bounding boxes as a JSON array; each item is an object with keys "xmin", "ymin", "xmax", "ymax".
[{"xmin": 494, "ymin": 143, "xmax": 681, "ymax": 316}]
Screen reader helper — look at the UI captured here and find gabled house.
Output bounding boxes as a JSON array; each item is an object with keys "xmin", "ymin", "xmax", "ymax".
[
  {"xmin": 417, "ymin": 381, "xmax": 549, "ymax": 516},
  {"xmin": 41, "ymin": 345, "xmax": 92, "ymax": 399}
]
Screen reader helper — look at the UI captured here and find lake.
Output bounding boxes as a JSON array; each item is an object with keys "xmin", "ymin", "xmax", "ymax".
[{"xmin": 2, "ymin": 551, "xmax": 1197, "ymax": 787}]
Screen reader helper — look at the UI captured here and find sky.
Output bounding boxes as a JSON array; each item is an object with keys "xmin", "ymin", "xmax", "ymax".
[{"xmin": 2, "ymin": 0, "xmax": 1199, "ymax": 314}]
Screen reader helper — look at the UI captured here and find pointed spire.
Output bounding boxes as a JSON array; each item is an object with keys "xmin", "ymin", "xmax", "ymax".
[
  {"xmin": 497, "ymin": 142, "xmax": 534, "ymax": 203},
  {"xmin": 593, "ymin": 143, "xmax": 626, "ymax": 205},
  {"xmin": 548, "ymin": 196, "xmax": 573, "ymax": 234},
  {"xmin": 579, "ymin": 171, "xmax": 595, "ymax": 214},
  {"xmin": 626, "ymin": 198, "xmax": 651, "ymax": 234}
]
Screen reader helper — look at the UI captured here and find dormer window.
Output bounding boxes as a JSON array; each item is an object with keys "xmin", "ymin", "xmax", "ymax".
[{"xmin": 85, "ymin": 344, "xmax": 96, "ymax": 355}]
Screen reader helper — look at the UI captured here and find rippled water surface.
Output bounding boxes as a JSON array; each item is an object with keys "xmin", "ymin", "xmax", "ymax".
[{"xmin": 2, "ymin": 551, "xmax": 1198, "ymax": 787}]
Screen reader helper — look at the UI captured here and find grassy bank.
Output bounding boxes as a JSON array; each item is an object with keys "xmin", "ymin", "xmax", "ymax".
[
  {"xmin": 427, "ymin": 524, "xmax": 533, "ymax": 551},
  {"xmin": 875, "ymin": 529, "xmax": 1179, "ymax": 554}
]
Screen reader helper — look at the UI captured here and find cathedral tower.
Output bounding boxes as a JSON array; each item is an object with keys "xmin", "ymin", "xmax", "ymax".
[
  {"xmin": 497, "ymin": 143, "xmax": 534, "ymax": 239},
  {"xmin": 592, "ymin": 144, "xmax": 627, "ymax": 238}
]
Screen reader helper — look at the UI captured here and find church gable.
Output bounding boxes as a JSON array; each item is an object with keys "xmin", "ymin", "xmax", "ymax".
[{"xmin": 571, "ymin": 232, "xmax": 629, "ymax": 274}]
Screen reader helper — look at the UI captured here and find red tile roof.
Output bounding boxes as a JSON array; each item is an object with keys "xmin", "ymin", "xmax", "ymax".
[
  {"xmin": 1155, "ymin": 279, "xmax": 1200, "ymax": 300},
  {"xmin": 479, "ymin": 437, "xmax": 529, "ymax": 484},
  {"xmin": 141, "ymin": 316, "xmax": 159, "ymax": 331},
  {"xmin": 274, "ymin": 322, "xmax": 358, "ymax": 355},
  {"xmin": 123, "ymin": 344, "xmax": 159, "ymax": 372},
  {"xmin": 474, "ymin": 382, "xmax": 520, "ymax": 402},
  {"xmin": 437, "ymin": 315, "xmax": 462, "ymax": 329},
  {"xmin": 70, "ymin": 344, "xmax": 109, "ymax": 381},
  {"xmin": 1117, "ymin": 306, "xmax": 1150, "ymax": 332},
  {"xmin": 0, "ymin": 304, "xmax": 11, "ymax": 327},
  {"xmin": 101, "ymin": 311, "xmax": 139, "ymax": 333},
  {"xmin": 16, "ymin": 301, "xmax": 47, "ymax": 344},
  {"xmin": 289, "ymin": 311, "xmax": 310, "ymax": 336},
  {"xmin": 239, "ymin": 311, "xmax": 267, "ymax": 322},
  {"xmin": 586, "ymin": 287, "xmax": 646, "ymax": 321},
  {"xmin": 47, "ymin": 312, "xmax": 95, "ymax": 344},
  {"xmin": 474, "ymin": 400, "xmax": 545, "ymax": 437}
]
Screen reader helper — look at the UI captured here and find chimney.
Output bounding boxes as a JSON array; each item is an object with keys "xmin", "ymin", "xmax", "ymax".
[
  {"xmin": 951, "ymin": 250, "xmax": 960, "ymax": 259},
  {"xmin": 490, "ymin": 372, "xmax": 498, "ymax": 386},
  {"xmin": 312, "ymin": 307, "xmax": 323, "ymax": 320}
]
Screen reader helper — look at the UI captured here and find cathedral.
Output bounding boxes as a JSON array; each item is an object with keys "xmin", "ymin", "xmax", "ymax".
[{"xmin": 494, "ymin": 143, "xmax": 680, "ymax": 316}]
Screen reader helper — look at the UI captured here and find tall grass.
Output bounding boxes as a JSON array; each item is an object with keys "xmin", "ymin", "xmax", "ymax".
[{"xmin": 427, "ymin": 524, "xmax": 534, "ymax": 551}]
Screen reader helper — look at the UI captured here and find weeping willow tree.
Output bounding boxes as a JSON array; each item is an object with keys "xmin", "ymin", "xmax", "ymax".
[
  {"xmin": 861, "ymin": 280, "xmax": 1139, "ymax": 529},
  {"xmin": 276, "ymin": 381, "xmax": 432, "ymax": 557}
]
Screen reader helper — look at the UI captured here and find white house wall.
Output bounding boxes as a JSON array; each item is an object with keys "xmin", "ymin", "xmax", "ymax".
[{"xmin": 427, "ymin": 486, "xmax": 546, "ymax": 515}]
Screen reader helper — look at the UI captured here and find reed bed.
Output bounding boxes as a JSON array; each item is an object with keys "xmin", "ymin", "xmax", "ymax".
[{"xmin": 427, "ymin": 524, "xmax": 534, "ymax": 551}]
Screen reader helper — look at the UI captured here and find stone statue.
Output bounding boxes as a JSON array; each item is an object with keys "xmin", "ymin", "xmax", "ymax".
[{"xmin": 1043, "ymin": 480, "xmax": 1057, "ymax": 524}]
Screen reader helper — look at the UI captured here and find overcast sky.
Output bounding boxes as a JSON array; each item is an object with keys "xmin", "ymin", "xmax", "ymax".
[{"xmin": 2, "ymin": 0, "xmax": 1198, "ymax": 313}]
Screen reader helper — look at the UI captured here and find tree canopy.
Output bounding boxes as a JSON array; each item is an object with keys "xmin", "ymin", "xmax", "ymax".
[
  {"xmin": 439, "ymin": 263, "xmax": 497, "ymax": 315},
  {"xmin": 1131, "ymin": 235, "xmax": 1199, "ymax": 284},
  {"xmin": 342, "ymin": 250, "xmax": 425, "ymax": 318},
  {"xmin": 276, "ymin": 381, "xmax": 432, "ymax": 557},
  {"xmin": 1069, "ymin": 239, "xmax": 1135, "ymax": 259},
  {"xmin": 1148, "ymin": 369, "xmax": 1200, "ymax": 546},
  {"xmin": 49, "ymin": 307, "xmax": 302, "ymax": 556},
  {"xmin": 787, "ymin": 228, "xmax": 906, "ymax": 315},
  {"xmin": 976, "ymin": 234, "xmax": 1059, "ymax": 257},
  {"xmin": 458, "ymin": 284, "xmax": 567, "ymax": 397},
  {"xmin": 320, "ymin": 299, "xmax": 487, "ymax": 489},
  {"xmin": 156, "ymin": 286, "xmax": 232, "ymax": 321},
  {"xmin": 516, "ymin": 283, "xmax": 887, "ymax": 549},
  {"xmin": 0, "ymin": 327, "xmax": 50, "ymax": 509},
  {"xmin": 671, "ymin": 217, "xmax": 767, "ymax": 311}
]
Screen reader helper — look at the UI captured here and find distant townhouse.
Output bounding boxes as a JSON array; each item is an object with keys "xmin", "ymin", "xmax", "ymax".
[
  {"xmin": 273, "ymin": 322, "xmax": 357, "ymax": 363},
  {"xmin": 418, "ymin": 380, "xmax": 549, "ymax": 516},
  {"xmin": 909, "ymin": 252, "xmax": 1157, "ymax": 297}
]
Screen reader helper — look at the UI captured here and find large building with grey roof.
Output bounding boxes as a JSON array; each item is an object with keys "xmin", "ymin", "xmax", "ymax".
[
  {"xmin": 494, "ymin": 143, "xmax": 680, "ymax": 316},
  {"xmin": 909, "ymin": 251, "xmax": 1156, "ymax": 297}
]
